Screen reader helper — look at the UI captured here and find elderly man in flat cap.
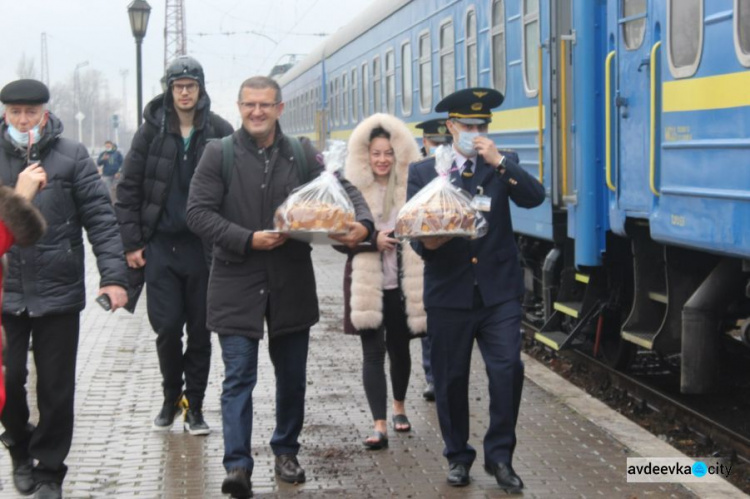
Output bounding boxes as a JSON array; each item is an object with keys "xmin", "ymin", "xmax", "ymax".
[
  {"xmin": 0, "ymin": 79, "xmax": 128, "ymax": 499},
  {"xmin": 406, "ymin": 87, "xmax": 545, "ymax": 492}
]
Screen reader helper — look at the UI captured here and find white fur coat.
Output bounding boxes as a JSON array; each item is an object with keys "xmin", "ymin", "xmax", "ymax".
[{"xmin": 344, "ymin": 113, "xmax": 426, "ymax": 335}]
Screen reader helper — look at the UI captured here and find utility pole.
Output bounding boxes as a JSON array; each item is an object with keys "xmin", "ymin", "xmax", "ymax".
[
  {"xmin": 120, "ymin": 69, "xmax": 129, "ymax": 133},
  {"xmin": 164, "ymin": 0, "xmax": 187, "ymax": 70},
  {"xmin": 40, "ymin": 33, "xmax": 49, "ymax": 85},
  {"xmin": 74, "ymin": 61, "xmax": 89, "ymax": 144}
]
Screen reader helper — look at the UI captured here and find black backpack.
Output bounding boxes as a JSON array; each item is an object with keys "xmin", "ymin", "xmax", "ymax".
[{"xmin": 219, "ymin": 135, "xmax": 310, "ymax": 191}]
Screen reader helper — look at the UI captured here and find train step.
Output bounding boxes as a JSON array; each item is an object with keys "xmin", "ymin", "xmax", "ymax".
[
  {"xmin": 621, "ymin": 329, "xmax": 657, "ymax": 349},
  {"xmin": 648, "ymin": 291, "xmax": 668, "ymax": 304},
  {"xmin": 534, "ymin": 331, "xmax": 573, "ymax": 350},
  {"xmin": 553, "ymin": 301, "xmax": 583, "ymax": 319}
]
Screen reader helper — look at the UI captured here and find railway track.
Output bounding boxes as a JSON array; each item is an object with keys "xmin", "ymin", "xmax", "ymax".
[{"xmin": 523, "ymin": 322, "xmax": 750, "ymax": 492}]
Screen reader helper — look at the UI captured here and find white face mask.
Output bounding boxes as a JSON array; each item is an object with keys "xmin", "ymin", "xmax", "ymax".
[
  {"xmin": 7, "ymin": 120, "xmax": 43, "ymax": 146},
  {"xmin": 456, "ymin": 131, "xmax": 485, "ymax": 157}
]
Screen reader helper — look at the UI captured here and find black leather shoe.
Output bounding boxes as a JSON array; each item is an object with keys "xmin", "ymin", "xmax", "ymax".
[
  {"xmin": 34, "ymin": 482, "xmax": 62, "ymax": 499},
  {"xmin": 422, "ymin": 383, "xmax": 435, "ymax": 402},
  {"xmin": 447, "ymin": 462, "xmax": 471, "ymax": 487},
  {"xmin": 484, "ymin": 462, "xmax": 524, "ymax": 493},
  {"xmin": 274, "ymin": 454, "xmax": 306, "ymax": 484},
  {"xmin": 12, "ymin": 456, "xmax": 36, "ymax": 495},
  {"xmin": 221, "ymin": 468, "xmax": 252, "ymax": 498}
]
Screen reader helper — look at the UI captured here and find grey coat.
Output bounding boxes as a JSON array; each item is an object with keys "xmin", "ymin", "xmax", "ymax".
[
  {"xmin": 187, "ymin": 125, "xmax": 374, "ymax": 339},
  {"xmin": 0, "ymin": 113, "xmax": 128, "ymax": 317}
]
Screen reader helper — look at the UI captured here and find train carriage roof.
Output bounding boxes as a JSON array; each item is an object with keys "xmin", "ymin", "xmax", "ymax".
[{"xmin": 276, "ymin": 0, "xmax": 411, "ymax": 86}]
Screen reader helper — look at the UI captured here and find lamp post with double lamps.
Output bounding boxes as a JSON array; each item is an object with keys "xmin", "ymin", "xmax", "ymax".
[{"xmin": 127, "ymin": 0, "xmax": 152, "ymax": 127}]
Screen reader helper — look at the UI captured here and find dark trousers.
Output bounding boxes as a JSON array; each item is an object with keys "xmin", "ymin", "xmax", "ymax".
[
  {"xmin": 0, "ymin": 311, "xmax": 80, "ymax": 484},
  {"xmin": 428, "ymin": 291, "xmax": 524, "ymax": 467},
  {"xmin": 359, "ymin": 289, "xmax": 412, "ymax": 421},
  {"xmin": 145, "ymin": 233, "xmax": 211, "ymax": 408},
  {"xmin": 219, "ymin": 330, "xmax": 309, "ymax": 473}
]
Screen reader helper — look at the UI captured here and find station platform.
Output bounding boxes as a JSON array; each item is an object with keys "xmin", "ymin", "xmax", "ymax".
[{"xmin": 0, "ymin": 246, "xmax": 744, "ymax": 498}]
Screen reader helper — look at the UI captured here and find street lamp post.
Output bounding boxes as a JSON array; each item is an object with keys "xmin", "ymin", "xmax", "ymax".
[{"xmin": 128, "ymin": 0, "xmax": 152, "ymax": 127}]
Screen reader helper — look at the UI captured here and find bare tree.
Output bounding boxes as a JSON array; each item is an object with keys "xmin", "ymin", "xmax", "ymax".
[
  {"xmin": 48, "ymin": 69, "xmax": 122, "ymax": 153},
  {"xmin": 16, "ymin": 54, "xmax": 37, "ymax": 79}
]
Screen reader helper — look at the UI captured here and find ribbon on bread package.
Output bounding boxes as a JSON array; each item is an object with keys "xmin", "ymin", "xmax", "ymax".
[
  {"xmin": 274, "ymin": 140, "xmax": 355, "ymax": 235},
  {"xmin": 395, "ymin": 145, "xmax": 487, "ymax": 239}
]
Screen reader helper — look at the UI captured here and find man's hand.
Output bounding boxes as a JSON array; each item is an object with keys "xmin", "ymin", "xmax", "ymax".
[
  {"xmin": 376, "ymin": 231, "xmax": 399, "ymax": 252},
  {"xmin": 329, "ymin": 222, "xmax": 369, "ymax": 248},
  {"xmin": 473, "ymin": 135, "xmax": 504, "ymax": 170},
  {"xmin": 126, "ymin": 248, "xmax": 146, "ymax": 268},
  {"xmin": 15, "ymin": 163, "xmax": 47, "ymax": 201},
  {"xmin": 252, "ymin": 231, "xmax": 288, "ymax": 250},
  {"xmin": 99, "ymin": 285, "xmax": 128, "ymax": 312},
  {"xmin": 420, "ymin": 235, "xmax": 452, "ymax": 250}
]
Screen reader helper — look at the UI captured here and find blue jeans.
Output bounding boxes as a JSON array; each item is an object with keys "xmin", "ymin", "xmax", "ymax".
[{"xmin": 219, "ymin": 330, "xmax": 309, "ymax": 473}]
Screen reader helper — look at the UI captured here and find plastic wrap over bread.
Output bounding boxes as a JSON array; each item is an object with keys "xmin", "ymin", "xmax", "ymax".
[
  {"xmin": 395, "ymin": 145, "xmax": 487, "ymax": 239},
  {"xmin": 274, "ymin": 140, "xmax": 355, "ymax": 234}
]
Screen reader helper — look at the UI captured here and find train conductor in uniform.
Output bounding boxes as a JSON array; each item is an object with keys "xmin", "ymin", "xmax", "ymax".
[{"xmin": 406, "ymin": 87, "xmax": 545, "ymax": 492}]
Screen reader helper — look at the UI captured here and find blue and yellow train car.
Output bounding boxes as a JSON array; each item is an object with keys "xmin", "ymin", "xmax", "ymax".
[{"xmin": 277, "ymin": 0, "xmax": 750, "ymax": 394}]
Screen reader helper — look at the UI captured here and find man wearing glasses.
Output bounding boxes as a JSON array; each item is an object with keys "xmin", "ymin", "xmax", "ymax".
[
  {"xmin": 116, "ymin": 56, "xmax": 233, "ymax": 436},
  {"xmin": 187, "ymin": 76, "xmax": 373, "ymax": 498}
]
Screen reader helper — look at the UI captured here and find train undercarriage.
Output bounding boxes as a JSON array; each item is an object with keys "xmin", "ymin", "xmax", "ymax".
[{"xmin": 519, "ymin": 223, "xmax": 750, "ymax": 395}]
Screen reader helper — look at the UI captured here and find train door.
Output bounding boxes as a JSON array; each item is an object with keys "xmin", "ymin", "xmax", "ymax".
[
  {"xmin": 615, "ymin": 0, "xmax": 652, "ymax": 215},
  {"xmin": 551, "ymin": 0, "xmax": 575, "ymax": 207}
]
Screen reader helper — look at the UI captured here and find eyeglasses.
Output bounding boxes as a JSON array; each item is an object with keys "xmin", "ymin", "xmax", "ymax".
[
  {"xmin": 172, "ymin": 82, "xmax": 199, "ymax": 93},
  {"xmin": 239, "ymin": 101, "xmax": 279, "ymax": 111}
]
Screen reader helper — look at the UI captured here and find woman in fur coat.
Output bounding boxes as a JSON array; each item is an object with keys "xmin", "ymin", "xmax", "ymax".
[
  {"xmin": 0, "ymin": 167, "xmax": 47, "ymax": 415},
  {"xmin": 339, "ymin": 113, "xmax": 425, "ymax": 449}
]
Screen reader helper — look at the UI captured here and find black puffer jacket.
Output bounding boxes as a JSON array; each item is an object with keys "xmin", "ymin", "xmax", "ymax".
[
  {"xmin": 115, "ymin": 91, "xmax": 233, "ymax": 251},
  {"xmin": 0, "ymin": 113, "xmax": 128, "ymax": 317}
]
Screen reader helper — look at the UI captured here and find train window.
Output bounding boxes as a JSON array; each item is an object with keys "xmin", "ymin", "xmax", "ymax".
[
  {"xmin": 738, "ymin": 0, "xmax": 750, "ymax": 66},
  {"xmin": 342, "ymin": 72, "xmax": 349, "ymax": 125},
  {"xmin": 419, "ymin": 31, "xmax": 432, "ymax": 112},
  {"xmin": 373, "ymin": 56, "xmax": 382, "ymax": 112},
  {"xmin": 491, "ymin": 0, "xmax": 507, "ymax": 93},
  {"xmin": 466, "ymin": 8, "xmax": 478, "ymax": 87},
  {"xmin": 333, "ymin": 78, "xmax": 339, "ymax": 126},
  {"xmin": 328, "ymin": 81, "xmax": 334, "ymax": 128},
  {"xmin": 522, "ymin": 0, "xmax": 539, "ymax": 96},
  {"xmin": 622, "ymin": 0, "xmax": 647, "ymax": 50},
  {"xmin": 402, "ymin": 41, "xmax": 413, "ymax": 116},
  {"xmin": 440, "ymin": 20, "xmax": 456, "ymax": 98},
  {"xmin": 386, "ymin": 49, "xmax": 396, "ymax": 114},
  {"xmin": 361, "ymin": 63, "xmax": 369, "ymax": 116},
  {"xmin": 351, "ymin": 68, "xmax": 358, "ymax": 122},
  {"xmin": 668, "ymin": 0, "xmax": 703, "ymax": 78}
]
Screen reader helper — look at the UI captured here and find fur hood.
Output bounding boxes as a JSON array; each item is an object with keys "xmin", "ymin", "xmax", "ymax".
[
  {"xmin": 344, "ymin": 114, "xmax": 426, "ymax": 335},
  {"xmin": 344, "ymin": 113, "xmax": 421, "ymax": 198}
]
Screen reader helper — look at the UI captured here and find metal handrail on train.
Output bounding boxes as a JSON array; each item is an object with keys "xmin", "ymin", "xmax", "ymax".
[
  {"xmin": 605, "ymin": 51, "xmax": 616, "ymax": 192},
  {"xmin": 649, "ymin": 41, "xmax": 662, "ymax": 197},
  {"xmin": 538, "ymin": 45, "xmax": 544, "ymax": 183},
  {"xmin": 560, "ymin": 39, "xmax": 569, "ymax": 198}
]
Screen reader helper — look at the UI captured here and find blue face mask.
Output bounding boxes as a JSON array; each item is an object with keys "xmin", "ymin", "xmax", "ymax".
[
  {"xmin": 8, "ymin": 122, "xmax": 42, "ymax": 146},
  {"xmin": 456, "ymin": 131, "xmax": 485, "ymax": 157}
]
